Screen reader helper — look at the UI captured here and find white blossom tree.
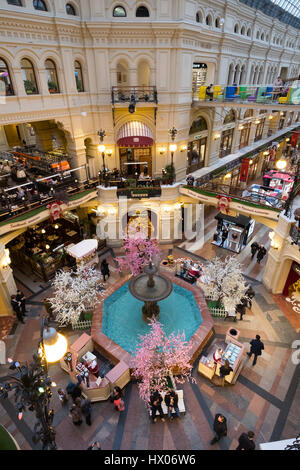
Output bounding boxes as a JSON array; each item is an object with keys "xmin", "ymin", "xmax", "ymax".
[
  {"xmin": 48, "ymin": 266, "xmax": 106, "ymax": 328},
  {"xmin": 201, "ymin": 256, "xmax": 249, "ymax": 313}
]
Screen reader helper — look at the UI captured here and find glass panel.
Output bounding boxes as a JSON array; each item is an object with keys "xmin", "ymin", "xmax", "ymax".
[
  {"xmin": 113, "ymin": 6, "xmax": 126, "ymax": 17},
  {"xmin": 21, "ymin": 59, "xmax": 38, "ymax": 94},
  {"xmin": 7, "ymin": 0, "xmax": 22, "ymax": 5},
  {"xmin": 66, "ymin": 3, "xmax": 76, "ymax": 15},
  {"xmin": 74, "ymin": 61, "xmax": 84, "ymax": 92},
  {"xmin": 45, "ymin": 60, "xmax": 59, "ymax": 93},
  {"xmin": 0, "ymin": 58, "xmax": 14, "ymax": 95},
  {"xmin": 136, "ymin": 6, "xmax": 149, "ymax": 17},
  {"xmin": 33, "ymin": 0, "xmax": 47, "ymax": 11},
  {"xmin": 269, "ymin": 0, "xmax": 300, "ymax": 18}
]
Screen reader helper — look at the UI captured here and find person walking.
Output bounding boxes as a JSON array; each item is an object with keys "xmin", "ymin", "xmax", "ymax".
[
  {"xmin": 219, "ymin": 360, "xmax": 233, "ymax": 387},
  {"xmin": 100, "ymin": 259, "xmax": 110, "ymax": 282},
  {"xmin": 16, "ymin": 290, "xmax": 28, "ymax": 315},
  {"xmin": 245, "ymin": 286, "xmax": 255, "ymax": 309},
  {"xmin": 236, "ymin": 297, "xmax": 248, "ymax": 321},
  {"xmin": 57, "ymin": 388, "xmax": 68, "ymax": 406},
  {"xmin": 250, "ymin": 241, "xmax": 259, "ymax": 259},
  {"xmin": 210, "ymin": 413, "xmax": 227, "ymax": 445},
  {"xmin": 256, "ymin": 245, "xmax": 267, "ymax": 264},
  {"xmin": 11, "ymin": 295, "xmax": 24, "ymax": 324},
  {"xmin": 247, "ymin": 334, "xmax": 264, "ymax": 366},
  {"xmin": 220, "ymin": 226, "xmax": 229, "ymax": 247},
  {"xmin": 66, "ymin": 381, "xmax": 82, "ymax": 403},
  {"xmin": 150, "ymin": 391, "xmax": 165, "ymax": 423},
  {"xmin": 164, "ymin": 390, "xmax": 180, "ymax": 420},
  {"xmin": 81, "ymin": 397, "xmax": 92, "ymax": 426},
  {"xmin": 111, "ymin": 386, "xmax": 122, "ymax": 407},
  {"xmin": 236, "ymin": 431, "xmax": 256, "ymax": 450},
  {"xmin": 69, "ymin": 397, "xmax": 83, "ymax": 426}
]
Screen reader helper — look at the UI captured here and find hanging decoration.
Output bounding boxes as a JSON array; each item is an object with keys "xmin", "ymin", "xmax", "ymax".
[
  {"xmin": 47, "ymin": 201, "xmax": 63, "ymax": 222},
  {"xmin": 216, "ymin": 195, "xmax": 231, "ymax": 214}
]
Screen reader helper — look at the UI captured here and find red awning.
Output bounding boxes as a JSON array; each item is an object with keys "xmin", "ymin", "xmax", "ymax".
[{"xmin": 117, "ymin": 121, "xmax": 154, "ymax": 147}]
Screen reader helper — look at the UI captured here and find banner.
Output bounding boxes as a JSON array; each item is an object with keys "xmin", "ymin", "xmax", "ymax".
[
  {"xmin": 290, "ymin": 131, "xmax": 299, "ymax": 148},
  {"xmin": 240, "ymin": 158, "xmax": 250, "ymax": 182}
]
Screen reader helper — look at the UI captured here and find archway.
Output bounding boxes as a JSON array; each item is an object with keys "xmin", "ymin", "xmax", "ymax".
[{"xmin": 122, "ymin": 208, "xmax": 158, "ymax": 239}]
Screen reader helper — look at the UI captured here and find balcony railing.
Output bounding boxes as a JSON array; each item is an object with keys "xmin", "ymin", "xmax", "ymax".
[{"xmin": 111, "ymin": 86, "xmax": 158, "ymax": 104}]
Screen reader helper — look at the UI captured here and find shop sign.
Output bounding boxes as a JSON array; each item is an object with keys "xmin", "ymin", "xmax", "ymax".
[{"xmin": 194, "ymin": 134, "xmax": 203, "ymax": 140}]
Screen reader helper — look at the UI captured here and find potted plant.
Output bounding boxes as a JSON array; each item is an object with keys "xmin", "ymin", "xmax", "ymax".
[
  {"xmin": 23, "ymin": 80, "xmax": 36, "ymax": 95},
  {"xmin": 164, "ymin": 164, "xmax": 175, "ymax": 184},
  {"xmin": 48, "ymin": 81, "xmax": 58, "ymax": 93}
]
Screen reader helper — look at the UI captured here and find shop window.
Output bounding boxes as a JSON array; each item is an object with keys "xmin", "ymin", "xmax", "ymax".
[
  {"xmin": 239, "ymin": 123, "xmax": 251, "ymax": 149},
  {"xmin": 7, "ymin": 0, "xmax": 22, "ymax": 5},
  {"xmin": 66, "ymin": 3, "xmax": 76, "ymax": 15},
  {"xmin": 113, "ymin": 5, "xmax": 126, "ymax": 17},
  {"xmin": 136, "ymin": 5, "xmax": 149, "ymax": 17},
  {"xmin": 21, "ymin": 58, "xmax": 38, "ymax": 95},
  {"xmin": 45, "ymin": 59, "xmax": 60, "ymax": 94},
  {"xmin": 254, "ymin": 118, "xmax": 265, "ymax": 141},
  {"xmin": 33, "ymin": 0, "xmax": 47, "ymax": 11},
  {"xmin": 74, "ymin": 60, "xmax": 84, "ymax": 92},
  {"xmin": 187, "ymin": 137, "xmax": 207, "ymax": 172},
  {"xmin": 223, "ymin": 109, "xmax": 236, "ymax": 124},
  {"xmin": 219, "ymin": 129, "xmax": 234, "ymax": 158},
  {"xmin": 0, "ymin": 57, "xmax": 14, "ymax": 95},
  {"xmin": 189, "ymin": 116, "xmax": 207, "ymax": 134}
]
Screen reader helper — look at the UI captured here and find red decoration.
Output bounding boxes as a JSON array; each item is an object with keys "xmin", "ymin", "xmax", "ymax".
[
  {"xmin": 47, "ymin": 201, "xmax": 63, "ymax": 222},
  {"xmin": 240, "ymin": 158, "xmax": 250, "ymax": 182},
  {"xmin": 290, "ymin": 131, "xmax": 299, "ymax": 148},
  {"xmin": 216, "ymin": 195, "xmax": 231, "ymax": 214}
]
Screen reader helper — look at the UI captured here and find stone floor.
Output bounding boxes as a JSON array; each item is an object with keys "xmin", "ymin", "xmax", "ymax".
[{"xmin": 0, "ymin": 241, "xmax": 299, "ymax": 451}]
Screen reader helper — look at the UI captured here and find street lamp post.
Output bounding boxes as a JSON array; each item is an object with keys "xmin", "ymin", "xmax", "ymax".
[
  {"xmin": 97, "ymin": 129, "xmax": 106, "ymax": 185},
  {"xmin": 169, "ymin": 127, "xmax": 178, "ymax": 185},
  {"xmin": 0, "ymin": 319, "xmax": 67, "ymax": 450}
]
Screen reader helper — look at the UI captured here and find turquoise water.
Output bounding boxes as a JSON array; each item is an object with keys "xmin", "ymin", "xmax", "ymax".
[{"xmin": 102, "ymin": 282, "xmax": 203, "ymax": 355}]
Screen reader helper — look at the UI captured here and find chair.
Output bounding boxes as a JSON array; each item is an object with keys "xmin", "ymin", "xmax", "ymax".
[
  {"xmin": 259, "ymin": 86, "xmax": 273, "ymax": 102},
  {"xmin": 198, "ymin": 86, "xmax": 207, "ymax": 100},
  {"xmin": 247, "ymin": 87, "xmax": 258, "ymax": 101},
  {"xmin": 225, "ymin": 86, "xmax": 237, "ymax": 100},
  {"xmin": 234, "ymin": 86, "xmax": 251, "ymax": 100}
]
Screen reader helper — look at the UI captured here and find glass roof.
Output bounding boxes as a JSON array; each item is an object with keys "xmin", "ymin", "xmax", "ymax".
[{"xmin": 269, "ymin": 0, "xmax": 300, "ymax": 18}]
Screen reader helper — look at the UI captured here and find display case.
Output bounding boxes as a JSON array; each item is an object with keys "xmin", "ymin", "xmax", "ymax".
[{"xmin": 198, "ymin": 355, "xmax": 216, "ymax": 380}]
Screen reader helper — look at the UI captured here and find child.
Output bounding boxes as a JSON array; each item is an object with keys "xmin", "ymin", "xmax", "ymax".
[{"xmin": 58, "ymin": 388, "xmax": 68, "ymax": 406}]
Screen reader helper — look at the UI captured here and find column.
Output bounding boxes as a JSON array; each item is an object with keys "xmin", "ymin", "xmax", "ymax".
[{"xmin": 0, "ymin": 245, "xmax": 17, "ymax": 317}]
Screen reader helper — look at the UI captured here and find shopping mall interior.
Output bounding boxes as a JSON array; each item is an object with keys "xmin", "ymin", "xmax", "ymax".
[{"xmin": 0, "ymin": 0, "xmax": 299, "ymax": 453}]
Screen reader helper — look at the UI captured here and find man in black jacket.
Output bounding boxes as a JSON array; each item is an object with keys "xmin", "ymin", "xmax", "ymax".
[
  {"xmin": 236, "ymin": 431, "xmax": 255, "ymax": 450},
  {"xmin": 150, "ymin": 391, "xmax": 165, "ymax": 423},
  {"xmin": 164, "ymin": 390, "xmax": 180, "ymax": 419},
  {"xmin": 16, "ymin": 289, "xmax": 28, "ymax": 315},
  {"xmin": 210, "ymin": 413, "xmax": 227, "ymax": 445},
  {"xmin": 247, "ymin": 334, "xmax": 264, "ymax": 366},
  {"xmin": 11, "ymin": 295, "xmax": 24, "ymax": 323}
]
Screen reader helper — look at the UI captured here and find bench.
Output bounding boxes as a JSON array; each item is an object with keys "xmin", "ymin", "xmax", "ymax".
[{"xmin": 149, "ymin": 390, "xmax": 186, "ymax": 417}]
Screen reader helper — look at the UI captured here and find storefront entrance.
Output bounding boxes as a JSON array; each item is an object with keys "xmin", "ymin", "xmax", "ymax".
[
  {"xmin": 283, "ymin": 262, "xmax": 300, "ymax": 297},
  {"xmin": 119, "ymin": 147, "xmax": 152, "ymax": 177}
]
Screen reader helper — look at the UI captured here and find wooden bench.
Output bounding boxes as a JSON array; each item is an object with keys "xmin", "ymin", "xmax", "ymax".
[{"xmin": 149, "ymin": 390, "xmax": 186, "ymax": 417}]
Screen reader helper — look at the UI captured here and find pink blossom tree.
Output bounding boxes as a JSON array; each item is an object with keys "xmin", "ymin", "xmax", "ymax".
[
  {"xmin": 115, "ymin": 236, "xmax": 161, "ymax": 277},
  {"xmin": 131, "ymin": 319, "xmax": 195, "ymax": 403}
]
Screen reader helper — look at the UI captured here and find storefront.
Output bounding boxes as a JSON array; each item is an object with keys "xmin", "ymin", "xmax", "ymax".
[
  {"xmin": 212, "ymin": 212, "xmax": 255, "ymax": 253},
  {"xmin": 219, "ymin": 127, "xmax": 234, "ymax": 158},
  {"xmin": 7, "ymin": 211, "xmax": 82, "ymax": 281},
  {"xmin": 239, "ymin": 122, "xmax": 251, "ymax": 149},
  {"xmin": 283, "ymin": 262, "xmax": 300, "ymax": 297},
  {"xmin": 117, "ymin": 121, "xmax": 154, "ymax": 177},
  {"xmin": 187, "ymin": 117, "xmax": 208, "ymax": 173},
  {"xmin": 254, "ymin": 118, "xmax": 265, "ymax": 142}
]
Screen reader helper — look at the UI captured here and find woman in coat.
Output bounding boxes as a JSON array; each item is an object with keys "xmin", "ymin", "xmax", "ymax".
[
  {"xmin": 100, "ymin": 259, "xmax": 110, "ymax": 282},
  {"xmin": 69, "ymin": 397, "xmax": 83, "ymax": 426},
  {"xmin": 256, "ymin": 245, "xmax": 267, "ymax": 264}
]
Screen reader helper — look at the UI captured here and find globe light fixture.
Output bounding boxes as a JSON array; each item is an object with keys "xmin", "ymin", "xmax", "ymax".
[
  {"xmin": 98, "ymin": 144, "xmax": 105, "ymax": 153},
  {"xmin": 42, "ymin": 327, "xmax": 68, "ymax": 364},
  {"xmin": 276, "ymin": 157, "xmax": 287, "ymax": 170}
]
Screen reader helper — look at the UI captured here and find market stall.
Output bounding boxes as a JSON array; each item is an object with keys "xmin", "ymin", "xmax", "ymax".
[
  {"xmin": 212, "ymin": 213, "xmax": 255, "ymax": 253},
  {"xmin": 66, "ymin": 239, "xmax": 98, "ymax": 268},
  {"xmin": 198, "ymin": 327, "xmax": 245, "ymax": 385}
]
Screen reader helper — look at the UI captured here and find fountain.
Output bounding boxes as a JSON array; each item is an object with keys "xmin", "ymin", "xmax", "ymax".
[{"xmin": 129, "ymin": 261, "xmax": 173, "ymax": 322}]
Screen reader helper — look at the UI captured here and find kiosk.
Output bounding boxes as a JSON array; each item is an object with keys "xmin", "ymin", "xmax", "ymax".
[
  {"xmin": 212, "ymin": 213, "xmax": 255, "ymax": 253},
  {"xmin": 66, "ymin": 239, "xmax": 98, "ymax": 268}
]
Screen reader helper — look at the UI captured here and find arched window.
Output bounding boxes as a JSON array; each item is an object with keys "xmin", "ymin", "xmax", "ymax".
[
  {"xmin": 234, "ymin": 24, "xmax": 239, "ymax": 33},
  {"xmin": 21, "ymin": 58, "xmax": 38, "ymax": 94},
  {"xmin": 45, "ymin": 59, "xmax": 59, "ymax": 94},
  {"xmin": 215, "ymin": 17, "xmax": 220, "ymax": 28},
  {"xmin": 189, "ymin": 117, "xmax": 208, "ymax": 134},
  {"xmin": 266, "ymin": 35, "xmax": 269, "ymax": 41},
  {"xmin": 261, "ymin": 33, "xmax": 264, "ymax": 41},
  {"xmin": 0, "ymin": 58, "xmax": 14, "ymax": 95},
  {"xmin": 196, "ymin": 12, "xmax": 202, "ymax": 23},
  {"xmin": 113, "ymin": 5, "xmax": 126, "ymax": 17},
  {"xmin": 74, "ymin": 60, "xmax": 84, "ymax": 92},
  {"xmin": 256, "ymin": 31, "xmax": 260, "ymax": 39},
  {"xmin": 223, "ymin": 109, "xmax": 235, "ymax": 124},
  {"xmin": 66, "ymin": 3, "xmax": 76, "ymax": 15},
  {"xmin": 247, "ymin": 28, "xmax": 251, "ymax": 37},
  {"xmin": 241, "ymin": 26, "xmax": 245, "ymax": 35},
  {"xmin": 7, "ymin": 0, "xmax": 22, "ymax": 5},
  {"xmin": 136, "ymin": 5, "xmax": 149, "ymax": 17},
  {"xmin": 205, "ymin": 15, "xmax": 212, "ymax": 26},
  {"xmin": 244, "ymin": 109, "xmax": 253, "ymax": 119},
  {"xmin": 33, "ymin": 0, "xmax": 47, "ymax": 11}
]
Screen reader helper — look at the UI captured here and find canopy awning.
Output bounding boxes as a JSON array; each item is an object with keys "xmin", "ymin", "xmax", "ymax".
[
  {"xmin": 66, "ymin": 239, "xmax": 98, "ymax": 260},
  {"xmin": 117, "ymin": 121, "xmax": 154, "ymax": 147}
]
